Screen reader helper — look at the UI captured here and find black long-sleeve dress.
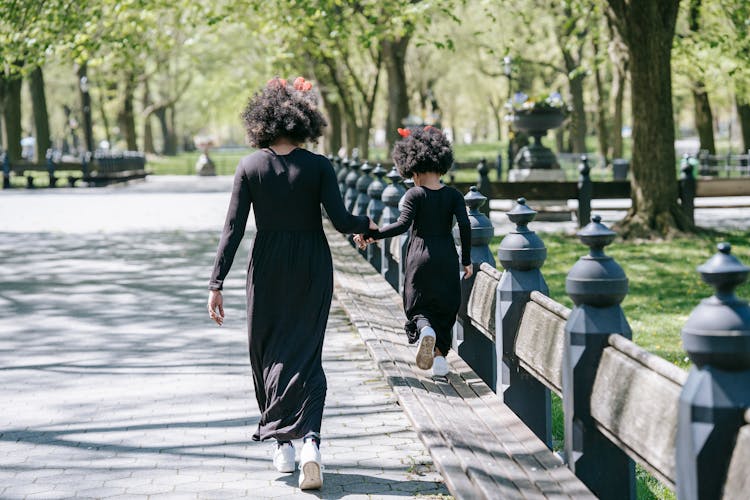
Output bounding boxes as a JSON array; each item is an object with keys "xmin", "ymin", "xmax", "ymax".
[
  {"xmin": 209, "ymin": 148, "xmax": 370, "ymax": 442},
  {"xmin": 369, "ymin": 185, "xmax": 471, "ymax": 355}
]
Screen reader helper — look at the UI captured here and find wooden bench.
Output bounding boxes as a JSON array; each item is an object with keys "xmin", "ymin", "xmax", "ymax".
[{"xmin": 326, "ymin": 222, "xmax": 595, "ymax": 499}]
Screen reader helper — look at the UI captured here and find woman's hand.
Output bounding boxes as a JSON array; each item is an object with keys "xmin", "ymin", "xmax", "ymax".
[
  {"xmin": 353, "ymin": 234, "xmax": 368, "ymax": 250},
  {"xmin": 208, "ymin": 290, "xmax": 224, "ymax": 326},
  {"xmin": 463, "ymin": 265, "xmax": 473, "ymax": 279},
  {"xmin": 369, "ymin": 219, "xmax": 379, "ymax": 232}
]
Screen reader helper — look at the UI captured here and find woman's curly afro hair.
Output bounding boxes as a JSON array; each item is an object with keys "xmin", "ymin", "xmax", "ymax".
[
  {"xmin": 241, "ymin": 77, "xmax": 327, "ymax": 148},
  {"xmin": 392, "ymin": 126, "xmax": 453, "ymax": 179}
]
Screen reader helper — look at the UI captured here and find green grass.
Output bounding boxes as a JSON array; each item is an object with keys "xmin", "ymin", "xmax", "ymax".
[
  {"xmin": 148, "ymin": 148, "xmax": 255, "ymax": 176},
  {"xmin": 497, "ymin": 231, "xmax": 750, "ymax": 499}
]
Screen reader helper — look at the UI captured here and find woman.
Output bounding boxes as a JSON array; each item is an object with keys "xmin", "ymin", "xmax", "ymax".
[{"xmin": 207, "ymin": 77, "xmax": 375, "ymax": 490}]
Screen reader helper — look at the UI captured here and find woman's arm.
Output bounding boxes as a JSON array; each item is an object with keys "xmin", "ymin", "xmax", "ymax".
[
  {"xmin": 321, "ymin": 158, "xmax": 371, "ymax": 234},
  {"xmin": 208, "ymin": 162, "xmax": 253, "ymax": 291},
  {"xmin": 453, "ymin": 190, "xmax": 472, "ymax": 267},
  {"xmin": 367, "ymin": 189, "xmax": 417, "ymax": 240}
]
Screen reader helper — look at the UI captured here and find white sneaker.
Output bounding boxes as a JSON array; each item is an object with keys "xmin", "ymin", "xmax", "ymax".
[
  {"xmin": 432, "ymin": 356, "xmax": 449, "ymax": 377},
  {"xmin": 298, "ymin": 439, "xmax": 323, "ymax": 490},
  {"xmin": 273, "ymin": 442, "xmax": 295, "ymax": 473},
  {"xmin": 415, "ymin": 327, "xmax": 436, "ymax": 370}
]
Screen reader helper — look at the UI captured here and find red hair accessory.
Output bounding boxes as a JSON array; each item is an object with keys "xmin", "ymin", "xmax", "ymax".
[
  {"xmin": 293, "ymin": 76, "xmax": 313, "ymax": 91},
  {"xmin": 266, "ymin": 77, "xmax": 287, "ymax": 88},
  {"xmin": 397, "ymin": 128, "xmax": 411, "ymax": 137}
]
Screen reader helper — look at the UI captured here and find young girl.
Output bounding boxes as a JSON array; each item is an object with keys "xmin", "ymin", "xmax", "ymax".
[{"xmin": 356, "ymin": 126, "xmax": 472, "ymax": 376}]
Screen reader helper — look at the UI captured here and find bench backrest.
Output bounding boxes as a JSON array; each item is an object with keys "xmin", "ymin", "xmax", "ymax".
[
  {"xmin": 591, "ymin": 334, "xmax": 687, "ymax": 488},
  {"xmin": 465, "ymin": 263, "xmax": 502, "ymax": 340},
  {"xmin": 515, "ymin": 291, "xmax": 569, "ymax": 396},
  {"xmin": 723, "ymin": 415, "xmax": 750, "ymax": 499}
]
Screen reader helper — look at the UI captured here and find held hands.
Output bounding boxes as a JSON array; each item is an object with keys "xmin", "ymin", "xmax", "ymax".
[
  {"xmin": 207, "ymin": 290, "xmax": 224, "ymax": 326},
  {"xmin": 354, "ymin": 219, "xmax": 379, "ymax": 250}
]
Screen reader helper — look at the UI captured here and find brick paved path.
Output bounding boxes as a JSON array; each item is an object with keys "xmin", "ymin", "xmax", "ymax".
[{"xmin": 0, "ymin": 182, "xmax": 448, "ymax": 499}]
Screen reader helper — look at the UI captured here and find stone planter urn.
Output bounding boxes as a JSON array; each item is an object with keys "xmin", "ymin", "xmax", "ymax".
[
  {"xmin": 509, "ymin": 108, "xmax": 566, "ymax": 182},
  {"xmin": 194, "ymin": 136, "xmax": 216, "ymax": 176}
]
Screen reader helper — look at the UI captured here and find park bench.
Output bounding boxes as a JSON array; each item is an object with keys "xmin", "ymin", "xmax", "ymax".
[
  {"xmin": 327, "ymin": 222, "xmax": 595, "ymax": 499},
  {"xmin": 1, "ymin": 150, "xmax": 149, "ymax": 189}
]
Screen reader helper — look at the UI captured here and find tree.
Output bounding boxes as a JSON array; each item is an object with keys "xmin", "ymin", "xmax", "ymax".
[{"xmin": 605, "ymin": 0, "xmax": 692, "ymax": 237}]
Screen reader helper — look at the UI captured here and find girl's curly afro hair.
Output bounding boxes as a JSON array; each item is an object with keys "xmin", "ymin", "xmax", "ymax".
[
  {"xmin": 392, "ymin": 126, "xmax": 453, "ymax": 179},
  {"xmin": 241, "ymin": 77, "xmax": 327, "ymax": 148}
]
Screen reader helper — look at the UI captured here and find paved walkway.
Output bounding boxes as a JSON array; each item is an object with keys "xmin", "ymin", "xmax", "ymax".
[{"xmin": 0, "ymin": 179, "xmax": 448, "ymax": 499}]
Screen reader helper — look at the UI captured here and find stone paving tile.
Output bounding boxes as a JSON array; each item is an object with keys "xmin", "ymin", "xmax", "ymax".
[{"xmin": 0, "ymin": 186, "xmax": 449, "ymax": 500}]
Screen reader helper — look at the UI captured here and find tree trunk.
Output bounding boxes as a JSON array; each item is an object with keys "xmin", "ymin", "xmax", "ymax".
[
  {"xmin": 327, "ymin": 99, "xmax": 343, "ymax": 155},
  {"xmin": 610, "ymin": 69, "xmax": 626, "ymax": 159},
  {"xmin": 142, "ymin": 79, "xmax": 155, "ymax": 154},
  {"xmin": 166, "ymin": 105, "xmax": 177, "ymax": 155},
  {"xmin": 592, "ymin": 38, "xmax": 610, "ymax": 167},
  {"xmin": 568, "ymin": 73, "xmax": 587, "ymax": 153},
  {"xmin": 607, "ymin": 16, "xmax": 628, "ymax": 160},
  {"xmin": 737, "ymin": 97, "xmax": 750, "ymax": 152},
  {"xmin": 118, "ymin": 74, "xmax": 138, "ymax": 151},
  {"xmin": 28, "ymin": 67, "xmax": 51, "ymax": 162},
  {"xmin": 607, "ymin": 0, "xmax": 690, "ymax": 237},
  {"xmin": 77, "ymin": 63, "xmax": 95, "ymax": 153},
  {"xmin": 382, "ymin": 36, "xmax": 410, "ymax": 151},
  {"xmin": 154, "ymin": 107, "xmax": 169, "ymax": 155},
  {"xmin": 345, "ymin": 119, "xmax": 358, "ymax": 158},
  {"xmin": 96, "ymin": 82, "xmax": 111, "ymax": 146},
  {"xmin": 2, "ymin": 75, "xmax": 23, "ymax": 161},
  {"xmin": 692, "ymin": 82, "xmax": 715, "ymax": 154}
]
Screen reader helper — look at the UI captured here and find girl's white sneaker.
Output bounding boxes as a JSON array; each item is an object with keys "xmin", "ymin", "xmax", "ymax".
[
  {"xmin": 298, "ymin": 440, "xmax": 323, "ymax": 490},
  {"xmin": 415, "ymin": 327, "xmax": 436, "ymax": 370},
  {"xmin": 432, "ymin": 356, "xmax": 449, "ymax": 377},
  {"xmin": 273, "ymin": 442, "xmax": 295, "ymax": 473}
]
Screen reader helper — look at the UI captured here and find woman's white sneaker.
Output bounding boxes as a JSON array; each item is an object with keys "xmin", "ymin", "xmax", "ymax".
[
  {"xmin": 432, "ymin": 355, "xmax": 449, "ymax": 377},
  {"xmin": 415, "ymin": 327, "xmax": 436, "ymax": 370},
  {"xmin": 273, "ymin": 442, "xmax": 295, "ymax": 473},
  {"xmin": 298, "ymin": 440, "xmax": 323, "ymax": 490}
]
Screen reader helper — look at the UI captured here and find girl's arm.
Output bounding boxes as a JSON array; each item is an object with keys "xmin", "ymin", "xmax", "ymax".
[
  {"xmin": 367, "ymin": 189, "xmax": 417, "ymax": 240},
  {"xmin": 208, "ymin": 161, "xmax": 253, "ymax": 291},
  {"xmin": 453, "ymin": 191, "xmax": 472, "ymax": 267},
  {"xmin": 321, "ymin": 158, "xmax": 371, "ymax": 234}
]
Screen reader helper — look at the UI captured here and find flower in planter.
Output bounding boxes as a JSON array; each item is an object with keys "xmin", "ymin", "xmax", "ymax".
[{"xmin": 511, "ymin": 92, "xmax": 568, "ymax": 114}]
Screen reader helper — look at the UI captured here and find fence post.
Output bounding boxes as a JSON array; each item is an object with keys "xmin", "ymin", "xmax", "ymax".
[
  {"xmin": 380, "ymin": 168, "xmax": 404, "ymax": 290},
  {"xmin": 676, "ymin": 243, "xmax": 750, "ymax": 500},
  {"xmin": 454, "ymin": 186, "xmax": 496, "ymax": 371},
  {"xmin": 563, "ymin": 215, "xmax": 636, "ymax": 499},
  {"xmin": 337, "ymin": 158, "xmax": 350, "ymax": 198},
  {"xmin": 496, "ymin": 154, "xmax": 503, "ymax": 181},
  {"xmin": 344, "ymin": 159, "xmax": 361, "ymax": 212},
  {"xmin": 2, "ymin": 152, "xmax": 10, "ymax": 189},
  {"xmin": 679, "ymin": 154, "xmax": 696, "ymax": 226},
  {"xmin": 496, "ymin": 198, "xmax": 552, "ymax": 446},
  {"xmin": 577, "ymin": 155, "xmax": 591, "ymax": 228},
  {"xmin": 476, "ymin": 158, "xmax": 492, "ymax": 217},
  {"xmin": 366, "ymin": 164, "xmax": 386, "ymax": 271}
]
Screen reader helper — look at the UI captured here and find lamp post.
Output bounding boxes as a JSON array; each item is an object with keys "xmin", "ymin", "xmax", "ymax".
[{"xmin": 504, "ymin": 56, "xmax": 513, "ymax": 174}]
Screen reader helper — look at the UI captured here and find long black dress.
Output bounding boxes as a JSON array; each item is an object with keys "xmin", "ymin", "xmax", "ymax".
[
  {"xmin": 370, "ymin": 186, "xmax": 471, "ymax": 355},
  {"xmin": 209, "ymin": 148, "xmax": 370, "ymax": 442}
]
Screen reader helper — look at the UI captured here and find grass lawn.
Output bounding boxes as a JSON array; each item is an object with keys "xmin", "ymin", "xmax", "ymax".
[{"xmin": 489, "ymin": 230, "xmax": 750, "ymax": 499}]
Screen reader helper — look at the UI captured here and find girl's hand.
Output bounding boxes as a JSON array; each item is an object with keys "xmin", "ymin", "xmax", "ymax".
[
  {"xmin": 369, "ymin": 219, "xmax": 379, "ymax": 232},
  {"xmin": 353, "ymin": 234, "xmax": 368, "ymax": 250},
  {"xmin": 463, "ymin": 265, "xmax": 473, "ymax": 279},
  {"xmin": 208, "ymin": 290, "xmax": 224, "ymax": 326}
]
